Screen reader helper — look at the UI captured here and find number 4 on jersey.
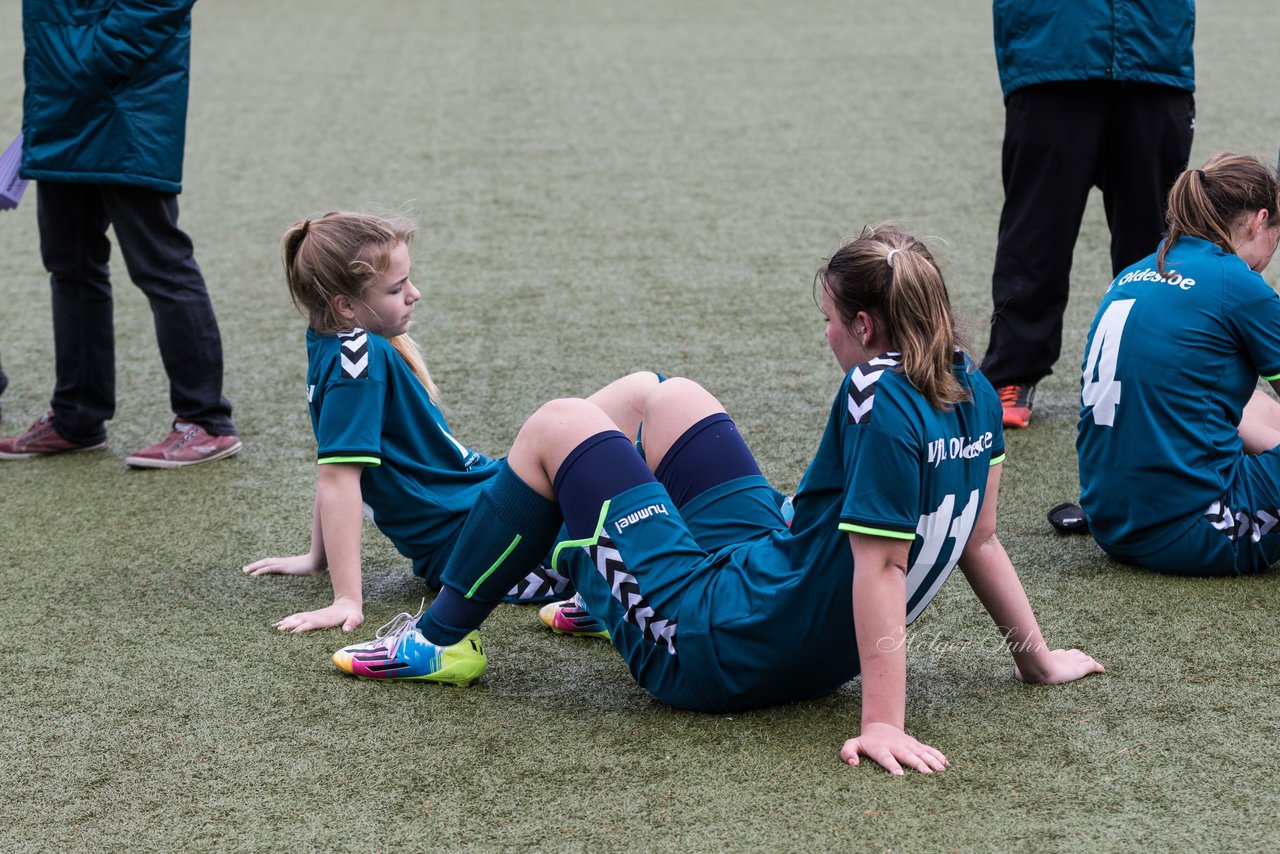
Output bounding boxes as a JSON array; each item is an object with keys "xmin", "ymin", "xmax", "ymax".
[{"xmin": 1082, "ymin": 299, "xmax": 1136, "ymax": 427}]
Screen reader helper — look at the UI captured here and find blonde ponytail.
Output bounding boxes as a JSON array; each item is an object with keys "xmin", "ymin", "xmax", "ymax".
[
  {"xmin": 817, "ymin": 224, "xmax": 970, "ymax": 411},
  {"xmin": 389, "ymin": 333, "xmax": 441, "ymax": 404},
  {"xmin": 886, "ymin": 247, "xmax": 968, "ymax": 409}
]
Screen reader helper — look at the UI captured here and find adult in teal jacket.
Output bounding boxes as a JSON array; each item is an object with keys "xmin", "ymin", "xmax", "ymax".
[
  {"xmin": 1, "ymin": 0, "xmax": 241, "ymax": 468},
  {"xmin": 980, "ymin": 0, "xmax": 1195, "ymax": 430}
]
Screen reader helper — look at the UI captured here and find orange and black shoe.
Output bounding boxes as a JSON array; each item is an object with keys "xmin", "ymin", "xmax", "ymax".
[{"xmin": 997, "ymin": 383, "xmax": 1035, "ymax": 429}]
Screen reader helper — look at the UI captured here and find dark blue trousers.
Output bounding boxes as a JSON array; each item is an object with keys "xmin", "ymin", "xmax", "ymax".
[{"xmin": 37, "ymin": 182, "xmax": 235, "ymax": 444}]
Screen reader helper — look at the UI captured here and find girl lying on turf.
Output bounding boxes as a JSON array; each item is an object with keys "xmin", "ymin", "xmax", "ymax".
[
  {"xmin": 1078, "ymin": 152, "xmax": 1280, "ymax": 575},
  {"xmin": 330, "ymin": 223, "xmax": 1104, "ymax": 775},
  {"xmin": 243, "ymin": 211, "xmax": 660, "ymax": 633}
]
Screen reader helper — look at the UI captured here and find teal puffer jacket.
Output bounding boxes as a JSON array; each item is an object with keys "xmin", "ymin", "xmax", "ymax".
[
  {"xmin": 21, "ymin": 0, "xmax": 197, "ymax": 193},
  {"xmin": 993, "ymin": 0, "xmax": 1195, "ymax": 101}
]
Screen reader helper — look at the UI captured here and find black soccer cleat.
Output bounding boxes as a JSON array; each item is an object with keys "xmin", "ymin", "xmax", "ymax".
[{"xmin": 1047, "ymin": 503, "xmax": 1089, "ymax": 535}]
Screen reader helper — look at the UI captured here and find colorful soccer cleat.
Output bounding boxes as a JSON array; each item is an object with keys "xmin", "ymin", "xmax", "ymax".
[
  {"xmin": 331, "ymin": 604, "xmax": 487, "ymax": 686},
  {"xmin": 538, "ymin": 594, "xmax": 610, "ymax": 640}
]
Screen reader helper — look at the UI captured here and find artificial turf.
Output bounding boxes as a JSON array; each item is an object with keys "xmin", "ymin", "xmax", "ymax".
[{"xmin": 2, "ymin": 1, "xmax": 1280, "ymax": 850}]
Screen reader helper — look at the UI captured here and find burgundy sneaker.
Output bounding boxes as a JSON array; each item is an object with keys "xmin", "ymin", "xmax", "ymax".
[
  {"xmin": 0, "ymin": 411, "xmax": 107, "ymax": 460},
  {"xmin": 125, "ymin": 421, "xmax": 242, "ymax": 469}
]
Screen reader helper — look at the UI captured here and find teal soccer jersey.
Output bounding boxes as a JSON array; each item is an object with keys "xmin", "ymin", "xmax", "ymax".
[
  {"xmin": 306, "ymin": 328, "xmax": 500, "ymax": 585},
  {"xmin": 562, "ymin": 353, "xmax": 1006, "ymax": 711},
  {"xmin": 789, "ymin": 352, "xmax": 1005, "ymax": 623},
  {"xmin": 708, "ymin": 353, "xmax": 1005, "ymax": 705},
  {"xmin": 1077, "ymin": 238, "xmax": 1280, "ymax": 560}
]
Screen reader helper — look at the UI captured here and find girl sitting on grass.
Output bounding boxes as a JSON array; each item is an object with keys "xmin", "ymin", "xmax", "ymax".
[
  {"xmin": 243, "ymin": 211, "xmax": 659, "ymax": 633},
  {"xmin": 331, "ymin": 223, "xmax": 1104, "ymax": 775},
  {"xmin": 1078, "ymin": 153, "xmax": 1280, "ymax": 575}
]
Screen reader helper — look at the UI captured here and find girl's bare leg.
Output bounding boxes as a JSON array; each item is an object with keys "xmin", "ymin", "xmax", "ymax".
[
  {"xmin": 1240, "ymin": 389, "xmax": 1280, "ymax": 454},
  {"xmin": 506, "ymin": 376, "xmax": 726, "ymax": 499},
  {"xmin": 586, "ymin": 371, "xmax": 661, "ymax": 443},
  {"xmin": 631, "ymin": 377, "xmax": 727, "ymax": 469}
]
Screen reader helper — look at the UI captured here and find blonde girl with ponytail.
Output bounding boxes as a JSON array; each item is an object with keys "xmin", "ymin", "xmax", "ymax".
[{"xmin": 244, "ymin": 211, "xmax": 660, "ymax": 633}]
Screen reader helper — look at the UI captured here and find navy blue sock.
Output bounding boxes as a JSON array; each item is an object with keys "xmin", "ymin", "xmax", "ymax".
[
  {"xmin": 552, "ymin": 431, "xmax": 656, "ymax": 539},
  {"xmin": 652, "ymin": 413, "xmax": 761, "ymax": 507},
  {"xmin": 418, "ymin": 462, "xmax": 562, "ymax": 644},
  {"xmin": 421, "ymin": 587, "xmax": 492, "ymax": 645}
]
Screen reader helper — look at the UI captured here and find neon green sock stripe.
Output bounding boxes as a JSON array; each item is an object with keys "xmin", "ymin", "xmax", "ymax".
[
  {"xmin": 551, "ymin": 499, "xmax": 612, "ymax": 573},
  {"xmin": 466, "ymin": 534, "xmax": 522, "ymax": 599}
]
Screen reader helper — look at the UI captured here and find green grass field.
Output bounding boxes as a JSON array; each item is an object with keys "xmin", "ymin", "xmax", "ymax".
[{"xmin": 3, "ymin": 1, "xmax": 1280, "ymax": 850}]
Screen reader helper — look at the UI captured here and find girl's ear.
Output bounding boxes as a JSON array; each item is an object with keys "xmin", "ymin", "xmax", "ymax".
[
  {"xmin": 333, "ymin": 293, "xmax": 357, "ymax": 322},
  {"xmin": 855, "ymin": 310, "xmax": 878, "ymax": 347},
  {"xmin": 1239, "ymin": 208, "xmax": 1271, "ymax": 240},
  {"xmin": 1254, "ymin": 209, "xmax": 1273, "ymax": 237}
]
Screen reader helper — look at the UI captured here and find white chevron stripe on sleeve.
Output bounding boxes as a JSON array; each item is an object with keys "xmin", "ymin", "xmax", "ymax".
[
  {"xmin": 847, "ymin": 394, "xmax": 875, "ymax": 423},
  {"xmin": 850, "ymin": 367, "xmax": 885, "ymax": 392},
  {"xmin": 340, "ymin": 352, "xmax": 369, "ymax": 378}
]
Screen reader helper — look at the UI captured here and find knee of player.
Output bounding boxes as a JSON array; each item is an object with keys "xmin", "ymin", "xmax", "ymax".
[
  {"xmin": 643, "ymin": 376, "xmax": 720, "ymax": 420},
  {"xmin": 519, "ymin": 397, "xmax": 612, "ymax": 445},
  {"xmin": 620, "ymin": 370, "xmax": 664, "ymax": 388}
]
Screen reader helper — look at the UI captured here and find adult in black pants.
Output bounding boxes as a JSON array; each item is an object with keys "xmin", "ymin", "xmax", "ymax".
[
  {"xmin": 1, "ymin": 0, "xmax": 240, "ymax": 467},
  {"xmin": 983, "ymin": 0, "xmax": 1196, "ymax": 428}
]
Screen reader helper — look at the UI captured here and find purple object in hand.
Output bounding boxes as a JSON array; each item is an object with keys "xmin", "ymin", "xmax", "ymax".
[{"xmin": 0, "ymin": 133, "xmax": 29, "ymax": 211}]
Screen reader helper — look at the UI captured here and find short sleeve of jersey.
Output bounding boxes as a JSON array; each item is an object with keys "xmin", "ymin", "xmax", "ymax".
[
  {"xmin": 974, "ymin": 371, "xmax": 1007, "ymax": 465},
  {"xmin": 315, "ymin": 378, "xmax": 386, "ymax": 464},
  {"xmin": 838, "ymin": 390, "xmax": 922, "ymax": 540},
  {"xmin": 1228, "ymin": 286, "xmax": 1280, "ymax": 381}
]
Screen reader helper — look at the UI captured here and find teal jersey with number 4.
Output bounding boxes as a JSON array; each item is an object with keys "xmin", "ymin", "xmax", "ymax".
[{"xmin": 1076, "ymin": 238, "xmax": 1280, "ymax": 558}]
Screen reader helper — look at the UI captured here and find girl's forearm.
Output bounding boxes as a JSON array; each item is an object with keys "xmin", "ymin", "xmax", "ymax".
[
  {"xmin": 851, "ymin": 536, "xmax": 910, "ymax": 730},
  {"xmin": 307, "ymin": 489, "xmax": 328, "ymax": 569},
  {"xmin": 959, "ymin": 534, "xmax": 1051, "ymax": 679},
  {"xmin": 316, "ymin": 464, "xmax": 365, "ymax": 606}
]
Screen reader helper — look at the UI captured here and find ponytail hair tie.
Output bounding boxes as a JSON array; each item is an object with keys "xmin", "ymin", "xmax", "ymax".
[
  {"xmin": 886, "ymin": 248, "xmax": 902, "ymax": 268},
  {"xmin": 1194, "ymin": 169, "xmax": 1206, "ymax": 182}
]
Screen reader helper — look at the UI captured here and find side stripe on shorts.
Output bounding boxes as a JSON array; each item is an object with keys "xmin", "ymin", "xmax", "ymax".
[
  {"xmin": 505, "ymin": 563, "xmax": 573, "ymax": 601},
  {"xmin": 554, "ymin": 499, "xmax": 678, "ymax": 656},
  {"xmin": 588, "ymin": 531, "xmax": 678, "ymax": 656},
  {"xmin": 1206, "ymin": 499, "xmax": 1280, "ymax": 543}
]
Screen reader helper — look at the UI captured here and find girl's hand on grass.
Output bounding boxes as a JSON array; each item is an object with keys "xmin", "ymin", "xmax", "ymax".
[
  {"xmin": 840, "ymin": 722, "xmax": 949, "ymax": 776},
  {"xmin": 274, "ymin": 598, "xmax": 364, "ymax": 633},
  {"xmin": 243, "ymin": 554, "xmax": 323, "ymax": 577},
  {"xmin": 1014, "ymin": 648, "xmax": 1105, "ymax": 685}
]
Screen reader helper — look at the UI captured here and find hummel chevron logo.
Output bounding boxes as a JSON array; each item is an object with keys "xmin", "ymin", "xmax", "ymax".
[
  {"xmin": 338, "ymin": 329, "xmax": 369, "ymax": 379},
  {"xmin": 847, "ymin": 354, "xmax": 900, "ymax": 424},
  {"xmin": 506, "ymin": 564, "xmax": 572, "ymax": 601},
  {"xmin": 1206, "ymin": 499, "xmax": 1280, "ymax": 544},
  {"xmin": 589, "ymin": 532, "xmax": 677, "ymax": 655}
]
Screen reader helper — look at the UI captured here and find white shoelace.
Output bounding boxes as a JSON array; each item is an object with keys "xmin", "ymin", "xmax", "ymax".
[{"xmin": 370, "ymin": 599, "xmax": 426, "ymax": 657}]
